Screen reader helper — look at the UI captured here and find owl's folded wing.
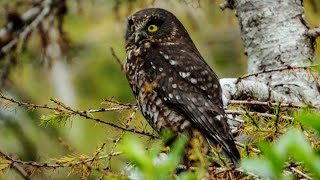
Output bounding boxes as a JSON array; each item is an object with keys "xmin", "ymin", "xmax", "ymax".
[{"xmin": 144, "ymin": 45, "xmax": 240, "ymax": 163}]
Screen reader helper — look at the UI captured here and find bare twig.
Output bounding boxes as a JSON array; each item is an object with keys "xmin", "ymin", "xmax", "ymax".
[
  {"xmin": 307, "ymin": 28, "xmax": 320, "ymax": 38},
  {"xmin": 225, "ymin": 109, "xmax": 294, "ymax": 120},
  {"xmin": 228, "ymin": 100, "xmax": 320, "ymax": 110},
  {"xmin": 0, "ymin": 91, "xmax": 64, "ymax": 111},
  {"xmin": 50, "ymin": 98, "xmax": 157, "ymax": 138},
  {"xmin": 104, "ymin": 98, "xmax": 135, "ymax": 107},
  {"xmin": 83, "ymin": 106, "xmax": 134, "ymax": 113},
  {"xmin": 0, "ymin": 149, "xmax": 122, "ymax": 169},
  {"xmin": 219, "ymin": 0, "xmax": 234, "ymax": 10},
  {"xmin": 0, "ymin": 151, "xmax": 31, "ymax": 180},
  {"xmin": 237, "ymin": 64, "xmax": 320, "ymax": 81},
  {"xmin": 99, "ymin": 108, "xmax": 138, "ymax": 179},
  {"xmin": 0, "ymin": 0, "xmax": 61, "ymax": 57},
  {"xmin": 0, "ymin": 92, "xmax": 156, "ymax": 138},
  {"xmin": 110, "ymin": 47, "xmax": 124, "ymax": 72}
]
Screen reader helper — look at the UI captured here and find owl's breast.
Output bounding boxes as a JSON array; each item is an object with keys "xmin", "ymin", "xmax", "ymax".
[{"xmin": 124, "ymin": 48, "xmax": 190, "ymax": 133}]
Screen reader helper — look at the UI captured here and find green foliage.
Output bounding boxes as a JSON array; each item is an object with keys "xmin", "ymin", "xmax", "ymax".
[
  {"xmin": 295, "ymin": 110, "xmax": 320, "ymax": 133},
  {"xmin": 40, "ymin": 112, "xmax": 72, "ymax": 126},
  {"xmin": 120, "ymin": 133, "xmax": 200, "ymax": 180},
  {"xmin": 0, "ymin": 157, "xmax": 10, "ymax": 172},
  {"xmin": 241, "ymin": 111, "xmax": 320, "ymax": 179}
]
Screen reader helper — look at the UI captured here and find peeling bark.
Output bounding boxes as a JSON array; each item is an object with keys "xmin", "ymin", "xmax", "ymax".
[{"xmin": 220, "ymin": 0, "xmax": 320, "ymax": 106}]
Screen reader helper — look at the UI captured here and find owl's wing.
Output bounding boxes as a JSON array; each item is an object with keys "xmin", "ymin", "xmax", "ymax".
[{"xmin": 144, "ymin": 45, "xmax": 240, "ymax": 164}]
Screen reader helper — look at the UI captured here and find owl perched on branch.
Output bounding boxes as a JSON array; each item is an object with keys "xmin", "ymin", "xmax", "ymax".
[{"xmin": 124, "ymin": 8, "xmax": 240, "ymax": 165}]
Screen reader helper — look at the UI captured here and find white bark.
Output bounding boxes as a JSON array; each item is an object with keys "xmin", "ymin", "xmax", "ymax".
[{"xmin": 220, "ymin": 0, "xmax": 320, "ymax": 106}]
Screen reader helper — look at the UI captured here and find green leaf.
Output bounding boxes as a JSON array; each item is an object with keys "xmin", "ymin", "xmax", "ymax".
[
  {"xmin": 259, "ymin": 142, "xmax": 284, "ymax": 178},
  {"xmin": 241, "ymin": 158, "xmax": 275, "ymax": 179},
  {"xmin": 178, "ymin": 171, "xmax": 198, "ymax": 180},
  {"xmin": 120, "ymin": 134, "xmax": 153, "ymax": 174},
  {"xmin": 294, "ymin": 110, "xmax": 320, "ymax": 133}
]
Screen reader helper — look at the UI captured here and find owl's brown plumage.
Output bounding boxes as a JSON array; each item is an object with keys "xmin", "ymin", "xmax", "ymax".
[{"xmin": 124, "ymin": 8, "xmax": 240, "ymax": 164}]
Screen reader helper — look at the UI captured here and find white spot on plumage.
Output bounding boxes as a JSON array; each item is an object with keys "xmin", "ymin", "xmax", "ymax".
[
  {"xmin": 213, "ymin": 84, "xmax": 218, "ymax": 88},
  {"xmin": 169, "ymin": 77, "xmax": 174, "ymax": 82},
  {"xmin": 191, "ymin": 97, "xmax": 197, "ymax": 103},
  {"xmin": 168, "ymin": 93, "xmax": 173, "ymax": 98},
  {"xmin": 172, "ymin": 84, "xmax": 177, "ymax": 88},
  {"xmin": 133, "ymin": 47, "xmax": 141, "ymax": 56},
  {"xmin": 153, "ymin": 111, "xmax": 159, "ymax": 123},
  {"xmin": 163, "ymin": 54, "xmax": 169, "ymax": 59},
  {"xmin": 152, "ymin": 105, "xmax": 157, "ymax": 112},
  {"xmin": 180, "ymin": 121, "xmax": 190, "ymax": 130},
  {"xmin": 145, "ymin": 42, "xmax": 151, "ymax": 48},
  {"xmin": 155, "ymin": 98, "xmax": 161, "ymax": 105},
  {"xmin": 127, "ymin": 50, "xmax": 132, "ymax": 59},
  {"xmin": 179, "ymin": 72, "xmax": 191, "ymax": 78},
  {"xmin": 176, "ymin": 95, "xmax": 181, "ymax": 100},
  {"xmin": 168, "ymin": 112, "xmax": 176, "ymax": 121},
  {"xmin": 159, "ymin": 67, "xmax": 163, "ymax": 72},
  {"xmin": 164, "ymin": 109, "xmax": 170, "ymax": 116},
  {"xmin": 142, "ymin": 103, "xmax": 147, "ymax": 113},
  {"xmin": 190, "ymin": 78, "xmax": 197, "ymax": 84},
  {"xmin": 205, "ymin": 102, "xmax": 210, "ymax": 107},
  {"xmin": 215, "ymin": 115, "xmax": 223, "ymax": 121},
  {"xmin": 151, "ymin": 93, "xmax": 157, "ymax": 101},
  {"xmin": 169, "ymin": 60, "xmax": 177, "ymax": 65},
  {"xmin": 201, "ymin": 70, "xmax": 208, "ymax": 75}
]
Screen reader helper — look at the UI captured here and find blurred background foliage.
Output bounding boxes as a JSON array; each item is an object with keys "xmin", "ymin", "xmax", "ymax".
[{"xmin": 0, "ymin": 0, "xmax": 319, "ymax": 179}]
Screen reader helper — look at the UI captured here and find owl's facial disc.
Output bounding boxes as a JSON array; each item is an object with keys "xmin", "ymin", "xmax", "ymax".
[
  {"xmin": 126, "ymin": 17, "xmax": 164, "ymax": 45},
  {"xmin": 131, "ymin": 22, "xmax": 148, "ymax": 44}
]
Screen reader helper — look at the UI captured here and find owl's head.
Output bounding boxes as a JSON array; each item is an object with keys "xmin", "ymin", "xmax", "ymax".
[{"xmin": 125, "ymin": 8, "xmax": 190, "ymax": 49}]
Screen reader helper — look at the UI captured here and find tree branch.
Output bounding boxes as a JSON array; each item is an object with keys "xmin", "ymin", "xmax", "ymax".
[
  {"xmin": 0, "ymin": 92, "xmax": 157, "ymax": 138},
  {"xmin": 307, "ymin": 28, "xmax": 320, "ymax": 38},
  {"xmin": 228, "ymin": 100, "xmax": 320, "ymax": 110}
]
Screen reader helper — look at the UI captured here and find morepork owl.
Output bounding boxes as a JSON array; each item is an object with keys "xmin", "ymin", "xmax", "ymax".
[{"xmin": 124, "ymin": 8, "xmax": 240, "ymax": 165}]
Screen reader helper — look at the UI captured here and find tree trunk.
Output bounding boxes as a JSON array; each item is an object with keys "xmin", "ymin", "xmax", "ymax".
[{"xmin": 220, "ymin": 0, "xmax": 320, "ymax": 106}]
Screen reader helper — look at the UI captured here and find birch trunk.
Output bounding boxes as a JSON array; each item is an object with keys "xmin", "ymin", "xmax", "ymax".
[{"xmin": 220, "ymin": 0, "xmax": 320, "ymax": 106}]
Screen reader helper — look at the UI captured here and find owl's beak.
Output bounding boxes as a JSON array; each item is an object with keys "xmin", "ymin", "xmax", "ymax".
[
  {"xmin": 134, "ymin": 32, "xmax": 142, "ymax": 44},
  {"xmin": 134, "ymin": 30, "xmax": 147, "ymax": 44}
]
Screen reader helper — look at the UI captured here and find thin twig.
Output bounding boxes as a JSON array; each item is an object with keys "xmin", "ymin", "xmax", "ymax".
[
  {"xmin": 307, "ymin": 28, "xmax": 320, "ymax": 38},
  {"xmin": 219, "ymin": 0, "xmax": 234, "ymax": 10},
  {"xmin": 104, "ymin": 98, "xmax": 135, "ymax": 107},
  {"xmin": 83, "ymin": 106, "xmax": 134, "ymax": 113},
  {"xmin": 225, "ymin": 109, "xmax": 294, "ymax": 120},
  {"xmin": 99, "ymin": 108, "xmax": 138, "ymax": 179},
  {"xmin": 237, "ymin": 64, "xmax": 320, "ymax": 81},
  {"xmin": 0, "ymin": 0, "xmax": 56, "ymax": 57},
  {"xmin": 110, "ymin": 47, "xmax": 124, "ymax": 72},
  {"xmin": 0, "ymin": 92, "xmax": 156, "ymax": 138},
  {"xmin": 228, "ymin": 100, "xmax": 320, "ymax": 110},
  {"xmin": 50, "ymin": 98, "xmax": 157, "ymax": 138},
  {"xmin": 0, "ymin": 149, "xmax": 122, "ymax": 169}
]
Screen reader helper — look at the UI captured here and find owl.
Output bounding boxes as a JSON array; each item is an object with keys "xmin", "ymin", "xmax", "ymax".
[{"xmin": 124, "ymin": 8, "xmax": 240, "ymax": 165}]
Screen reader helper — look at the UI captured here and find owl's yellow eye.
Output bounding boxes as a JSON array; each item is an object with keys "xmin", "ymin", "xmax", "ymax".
[
  {"xmin": 130, "ymin": 25, "xmax": 135, "ymax": 32},
  {"xmin": 147, "ymin": 24, "xmax": 158, "ymax": 33}
]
